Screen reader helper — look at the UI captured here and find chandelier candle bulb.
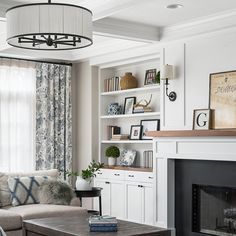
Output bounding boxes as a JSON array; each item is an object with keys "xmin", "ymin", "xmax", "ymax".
[{"xmin": 6, "ymin": 0, "xmax": 93, "ymax": 50}]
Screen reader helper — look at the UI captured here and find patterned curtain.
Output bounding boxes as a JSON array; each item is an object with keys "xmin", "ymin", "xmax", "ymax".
[{"xmin": 35, "ymin": 63, "xmax": 72, "ymax": 180}]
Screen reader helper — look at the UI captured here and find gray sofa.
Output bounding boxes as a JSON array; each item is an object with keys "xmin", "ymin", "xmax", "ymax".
[{"xmin": 0, "ymin": 169, "xmax": 87, "ymax": 236}]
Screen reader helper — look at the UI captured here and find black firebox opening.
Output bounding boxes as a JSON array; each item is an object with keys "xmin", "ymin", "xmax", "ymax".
[{"xmin": 192, "ymin": 184, "xmax": 236, "ymax": 236}]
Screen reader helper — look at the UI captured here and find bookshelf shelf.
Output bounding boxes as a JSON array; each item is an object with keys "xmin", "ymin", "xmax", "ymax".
[
  {"xmin": 101, "ymin": 140, "xmax": 153, "ymax": 144},
  {"xmin": 101, "ymin": 85, "xmax": 160, "ymax": 96},
  {"xmin": 100, "ymin": 112, "xmax": 160, "ymax": 119}
]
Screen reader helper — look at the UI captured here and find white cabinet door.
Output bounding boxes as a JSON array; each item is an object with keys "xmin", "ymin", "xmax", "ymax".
[
  {"xmin": 143, "ymin": 183, "xmax": 154, "ymax": 225},
  {"xmin": 110, "ymin": 180, "xmax": 125, "ymax": 219},
  {"xmin": 126, "ymin": 182, "xmax": 142, "ymax": 223},
  {"xmin": 94, "ymin": 179, "xmax": 111, "ymax": 215}
]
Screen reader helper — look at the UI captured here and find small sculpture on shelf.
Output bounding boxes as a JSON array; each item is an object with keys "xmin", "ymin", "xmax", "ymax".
[
  {"xmin": 107, "ymin": 103, "xmax": 122, "ymax": 115},
  {"xmin": 133, "ymin": 95, "xmax": 152, "ymax": 113}
]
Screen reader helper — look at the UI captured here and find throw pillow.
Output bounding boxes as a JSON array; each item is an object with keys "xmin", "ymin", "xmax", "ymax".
[
  {"xmin": 7, "ymin": 176, "xmax": 49, "ymax": 206},
  {"xmin": 0, "ymin": 169, "xmax": 58, "ymax": 207},
  {"xmin": 38, "ymin": 180, "xmax": 74, "ymax": 205}
]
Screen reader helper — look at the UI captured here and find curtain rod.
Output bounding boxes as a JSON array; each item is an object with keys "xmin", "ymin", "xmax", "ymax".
[{"xmin": 0, "ymin": 56, "xmax": 72, "ymax": 66}]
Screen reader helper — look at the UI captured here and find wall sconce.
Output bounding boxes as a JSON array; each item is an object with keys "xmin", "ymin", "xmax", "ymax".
[{"xmin": 161, "ymin": 64, "xmax": 177, "ymax": 102}]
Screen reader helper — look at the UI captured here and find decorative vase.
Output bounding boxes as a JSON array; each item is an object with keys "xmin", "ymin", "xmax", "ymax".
[
  {"xmin": 108, "ymin": 157, "xmax": 116, "ymax": 166},
  {"xmin": 75, "ymin": 176, "xmax": 92, "ymax": 190},
  {"xmin": 108, "ymin": 103, "xmax": 122, "ymax": 115},
  {"xmin": 120, "ymin": 72, "xmax": 137, "ymax": 90}
]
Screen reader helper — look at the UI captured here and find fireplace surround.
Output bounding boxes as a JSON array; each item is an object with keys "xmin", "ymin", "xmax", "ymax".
[{"xmin": 153, "ymin": 133, "xmax": 236, "ymax": 236}]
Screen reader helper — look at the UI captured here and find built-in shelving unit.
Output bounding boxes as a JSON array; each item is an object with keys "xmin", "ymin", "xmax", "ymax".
[{"xmin": 99, "ymin": 58, "xmax": 161, "ymax": 170}]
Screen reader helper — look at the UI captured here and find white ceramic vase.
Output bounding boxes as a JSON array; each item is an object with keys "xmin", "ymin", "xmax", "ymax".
[
  {"xmin": 108, "ymin": 157, "xmax": 116, "ymax": 166},
  {"xmin": 75, "ymin": 176, "xmax": 92, "ymax": 190}
]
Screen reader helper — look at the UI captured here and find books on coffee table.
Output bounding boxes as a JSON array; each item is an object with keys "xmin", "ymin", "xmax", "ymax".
[{"xmin": 89, "ymin": 215, "xmax": 118, "ymax": 232}]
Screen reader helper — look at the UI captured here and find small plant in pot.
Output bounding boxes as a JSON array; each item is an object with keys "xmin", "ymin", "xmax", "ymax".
[
  {"xmin": 66, "ymin": 161, "xmax": 104, "ymax": 191},
  {"xmin": 105, "ymin": 146, "xmax": 120, "ymax": 166}
]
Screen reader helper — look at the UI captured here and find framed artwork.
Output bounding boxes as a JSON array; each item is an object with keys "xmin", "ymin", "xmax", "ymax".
[
  {"xmin": 140, "ymin": 119, "xmax": 160, "ymax": 140},
  {"xmin": 193, "ymin": 109, "xmax": 212, "ymax": 130},
  {"xmin": 120, "ymin": 150, "xmax": 136, "ymax": 166},
  {"xmin": 209, "ymin": 71, "xmax": 236, "ymax": 129},
  {"xmin": 144, "ymin": 69, "xmax": 157, "ymax": 85},
  {"xmin": 124, "ymin": 97, "xmax": 136, "ymax": 114},
  {"xmin": 130, "ymin": 125, "xmax": 142, "ymax": 140}
]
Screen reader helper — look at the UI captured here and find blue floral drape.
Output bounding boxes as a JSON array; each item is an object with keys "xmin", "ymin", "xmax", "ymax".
[{"xmin": 35, "ymin": 63, "xmax": 72, "ymax": 180}]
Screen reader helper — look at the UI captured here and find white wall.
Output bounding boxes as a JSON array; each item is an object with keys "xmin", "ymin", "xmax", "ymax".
[
  {"xmin": 161, "ymin": 30, "xmax": 236, "ymax": 130},
  {"xmin": 72, "ymin": 62, "xmax": 99, "ymax": 208}
]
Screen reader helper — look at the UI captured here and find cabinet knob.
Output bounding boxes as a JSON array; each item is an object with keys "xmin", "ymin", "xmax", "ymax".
[
  {"xmin": 114, "ymin": 174, "xmax": 120, "ymax": 176},
  {"xmin": 128, "ymin": 175, "xmax": 134, "ymax": 177},
  {"xmin": 148, "ymin": 176, "xmax": 153, "ymax": 179},
  {"xmin": 138, "ymin": 185, "xmax": 143, "ymax": 188},
  {"xmin": 105, "ymin": 181, "xmax": 110, "ymax": 184}
]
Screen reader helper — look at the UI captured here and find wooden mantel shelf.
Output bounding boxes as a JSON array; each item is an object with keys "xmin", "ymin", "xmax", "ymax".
[{"xmin": 146, "ymin": 129, "xmax": 236, "ymax": 137}]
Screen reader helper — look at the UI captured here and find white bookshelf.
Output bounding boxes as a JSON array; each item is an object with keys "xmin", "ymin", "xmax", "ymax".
[
  {"xmin": 101, "ymin": 85, "xmax": 160, "ymax": 96},
  {"xmin": 100, "ymin": 112, "xmax": 160, "ymax": 119},
  {"xmin": 101, "ymin": 140, "xmax": 153, "ymax": 144},
  {"xmin": 99, "ymin": 58, "xmax": 160, "ymax": 169}
]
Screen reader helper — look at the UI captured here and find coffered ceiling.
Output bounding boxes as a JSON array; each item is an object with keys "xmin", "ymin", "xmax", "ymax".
[{"xmin": 0, "ymin": 0, "xmax": 236, "ymax": 63}]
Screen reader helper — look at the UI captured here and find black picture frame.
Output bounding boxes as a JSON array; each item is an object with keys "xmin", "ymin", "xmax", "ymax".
[
  {"xmin": 124, "ymin": 97, "xmax": 136, "ymax": 114},
  {"xmin": 130, "ymin": 125, "xmax": 142, "ymax": 140},
  {"xmin": 140, "ymin": 119, "xmax": 160, "ymax": 140},
  {"xmin": 144, "ymin": 69, "xmax": 157, "ymax": 85}
]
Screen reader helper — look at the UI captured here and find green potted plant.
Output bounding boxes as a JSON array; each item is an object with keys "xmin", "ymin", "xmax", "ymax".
[
  {"xmin": 105, "ymin": 146, "xmax": 120, "ymax": 166},
  {"xmin": 66, "ymin": 160, "xmax": 104, "ymax": 190}
]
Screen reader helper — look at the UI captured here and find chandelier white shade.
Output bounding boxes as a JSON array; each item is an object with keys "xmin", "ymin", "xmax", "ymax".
[
  {"xmin": 6, "ymin": 2, "xmax": 93, "ymax": 50},
  {"xmin": 160, "ymin": 64, "xmax": 174, "ymax": 80}
]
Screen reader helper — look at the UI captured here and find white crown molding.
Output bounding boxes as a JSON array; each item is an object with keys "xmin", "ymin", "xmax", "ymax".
[
  {"xmin": 161, "ymin": 9, "xmax": 236, "ymax": 42},
  {"xmin": 93, "ymin": 18, "xmax": 160, "ymax": 43},
  {"xmin": 89, "ymin": 43, "xmax": 161, "ymax": 67}
]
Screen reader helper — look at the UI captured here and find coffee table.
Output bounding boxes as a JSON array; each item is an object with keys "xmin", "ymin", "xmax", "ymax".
[{"xmin": 23, "ymin": 216, "xmax": 171, "ymax": 236}]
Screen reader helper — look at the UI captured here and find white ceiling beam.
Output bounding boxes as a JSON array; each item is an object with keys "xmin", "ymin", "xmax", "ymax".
[
  {"xmin": 93, "ymin": 18, "xmax": 160, "ymax": 43},
  {"xmin": 92, "ymin": 0, "xmax": 145, "ymax": 21}
]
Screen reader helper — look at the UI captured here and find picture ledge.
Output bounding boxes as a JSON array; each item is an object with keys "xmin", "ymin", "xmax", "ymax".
[{"xmin": 146, "ymin": 129, "xmax": 236, "ymax": 137}]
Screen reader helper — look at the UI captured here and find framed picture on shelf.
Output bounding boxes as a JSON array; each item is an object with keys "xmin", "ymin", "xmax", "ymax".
[
  {"xmin": 209, "ymin": 70, "xmax": 236, "ymax": 129},
  {"xmin": 193, "ymin": 109, "xmax": 212, "ymax": 130},
  {"xmin": 144, "ymin": 69, "xmax": 157, "ymax": 85},
  {"xmin": 140, "ymin": 119, "xmax": 160, "ymax": 140},
  {"xmin": 130, "ymin": 125, "xmax": 142, "ymax": 140},
  {"xmin": 124, "ymin": 97, "xmax": 136, "ymax": 114}
]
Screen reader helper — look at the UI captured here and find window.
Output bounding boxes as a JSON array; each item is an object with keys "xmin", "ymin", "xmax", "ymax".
[{"xmin": 0, "ymin": 59, "xmax": 36, "ymax": 172}]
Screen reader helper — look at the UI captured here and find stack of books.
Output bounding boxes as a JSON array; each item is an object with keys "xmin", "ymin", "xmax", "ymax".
[
  {"xmin": 104, "ymin": 77, "xmax": 120, "ymax": 92},
  {"xmin": 89, "ymin": 216, "xmax": 118, "ymax": 232},
  {"xmin": 141, "ymin": 150, "xmax": 153, "ymax": 168},
  {"xmin": 107, "ymin": 126, "xmax": 121, "ymax": 140},
  {"xmin": 111, "ymin": 134, "xmax": 129, "ymax": 140},
  {"xmin": 133, "ymin": 106, "xmax": 152, "ymax": 113}
]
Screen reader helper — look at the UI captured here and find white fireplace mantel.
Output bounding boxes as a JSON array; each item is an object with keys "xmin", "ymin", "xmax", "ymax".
[{"xmin": 152, "ymin": 134, "xmax": 236, "ymax": 235}]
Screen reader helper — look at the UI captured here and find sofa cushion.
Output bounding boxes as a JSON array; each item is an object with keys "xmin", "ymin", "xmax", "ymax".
[
  {"xmin": 7, "ymin": 204, "xmax": 88, "ymax": 220},
  {"xmin": 8, "ymin": 176, "xmax": 50, "ymax": 206},
  {"xmin": 0, "ymin": 169, "xmax": 58, "ymax": 207},
  {"xmin": 0, "ymin": 209, "xmax": 22, "ymax": 231},
  {"xmin": 38, "ymin": 180, "xmax": 74, "ymax": 205}
]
